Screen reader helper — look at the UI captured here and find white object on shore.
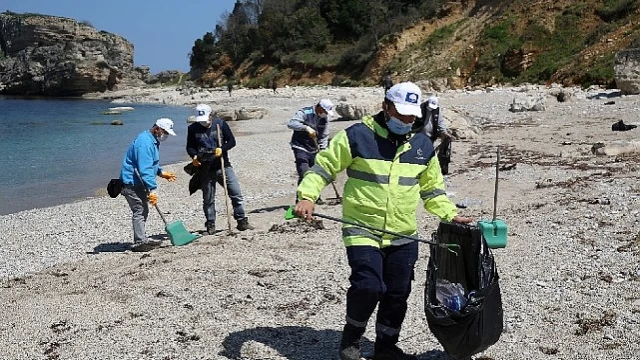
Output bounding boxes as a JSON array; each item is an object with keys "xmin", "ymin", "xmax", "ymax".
[{"xmin": 108, "ymin": 106, "xmax": 135, "ymax": 112}]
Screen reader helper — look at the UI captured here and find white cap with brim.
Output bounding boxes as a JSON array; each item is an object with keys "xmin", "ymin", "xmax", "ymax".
[
  {"xmin": 427, "ymin": 95, "xmax": 439, "ymax": 109},
  {"xmin": 385, "ymin": 82, "xmax": 422, "ymax": 117},
  {"xmin": 194, "ymin": 104, "xmax": 212, "ymax": 123},
  {"xmin": 155, "ymin": 118, "xmax": 176, "ymax": 136},
  {"xmin": 318, "ymin": 99, "xmax": 337, "ymax": 118}
]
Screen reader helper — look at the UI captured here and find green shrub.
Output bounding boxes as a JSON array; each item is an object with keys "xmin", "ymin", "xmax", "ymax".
[
  {"xmin": 596, "ymin": 0, "xmax": 639, "ymax": 22},
  {"xmin": 580, "ymin": 53, "xmax": 616, "ymax": 88},
  {"xmin": 517, "ymin": 7, "xmax": 586, "ymax": 84}
]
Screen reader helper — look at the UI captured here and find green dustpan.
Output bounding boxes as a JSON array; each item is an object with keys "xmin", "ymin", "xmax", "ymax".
[
  {"xmin": 479, "ymin": 146, "xmax": 508, "ymax": 249},
  {"xmin": 134, "ymin": 169, "xmax": 200, "ymax": 246},
  {"xmin": 164, "ymin": 218, "xmax": 200, "ymax": 246}
]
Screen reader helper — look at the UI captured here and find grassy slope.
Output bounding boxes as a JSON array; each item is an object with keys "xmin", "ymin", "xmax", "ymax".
[{"xmin": 203, "ymin": 0, "xmax": 640, "ymax": 88}]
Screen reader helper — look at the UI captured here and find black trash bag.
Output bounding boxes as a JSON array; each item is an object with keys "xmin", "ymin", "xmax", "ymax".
[
  {"xmin": 611, "ymin": 120, "xmax": 637, "ymax": 131},
  {"xmin": 437, "ymin": 137, "xmax": 452, "ymax": 175},
  {"xmin": 424, "ymin": 222, "xmax": 503, "ymax": 360},
  {"xmin": 107, "ymin": 178, "xmax": 123, "ymax": 198}
]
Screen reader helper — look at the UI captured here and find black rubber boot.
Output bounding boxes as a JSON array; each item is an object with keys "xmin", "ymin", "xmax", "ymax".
[
  {"xmin": 236, "ymin": 218, "xmax": 255, "ymax": 231},
  {"xmin": 206, "ymin": 222, "xmax": 215, "ymax": 235},
  {"xmin": 372, "ymin": 343, "xmax": 418, "ymax": 360},
  {"xmin": 339, "ymin": 324, "xmax": 364, "ymax": 360}
]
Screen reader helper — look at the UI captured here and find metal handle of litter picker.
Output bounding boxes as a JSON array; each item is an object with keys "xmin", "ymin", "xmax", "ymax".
[
  {"xmin": 493, "ymin": 146, "xmax": 500, "ymax": 222},
  {"xmin": 285, "ymin": 207, "xmax": 458, "ymax": 251},
  {"xmin": 216, "ymin": 123, "xmax": 234, "ymax": 233},
  {"xmin": 133, "ymin": 168, "xmax": 168, "ymax": 226}
]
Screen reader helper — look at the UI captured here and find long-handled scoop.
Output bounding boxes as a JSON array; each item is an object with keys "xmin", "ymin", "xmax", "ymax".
[
  {"xmin": 284, "ymin": 206, "xmax": 458, "ymax": 251},
  {"xmin": 477, "ymin": 146, "xmax": 508, "ymax": 248},
  {"xmin": 134, "ymin": 169, "xmax": 200, "ymax": 246},
  {"xmin": 217, "ymin": 123, "xmax": 237, "ymax": 236}
]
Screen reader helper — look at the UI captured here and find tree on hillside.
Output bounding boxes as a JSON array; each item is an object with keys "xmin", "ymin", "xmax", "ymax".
[
  {"xmin": 258, "ymin": 0, "xmax": 331, "ymax": 60},
  {"xmin": 189, "ymin": 32, "xmax": 217, "ymax": 75}
]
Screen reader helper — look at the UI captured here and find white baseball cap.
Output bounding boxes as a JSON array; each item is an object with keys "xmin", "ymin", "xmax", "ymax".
[
  {"xmin": 385, "ymin": 82, "xmax": 422, "ymax": 117},
  {"xmin": 318, "ymin": 99, "xmax": 337, "ymax": 118},
  {"xmin": 427, "ymin": 95, "xmax": 439, "ymax": 109},
  {"xmin": 194, "ymin": 104, "xmax": 212, "ymax": 123},
  {"xmin": 155, "ymin": 118, "xmax": 176, "ymax": 136}
]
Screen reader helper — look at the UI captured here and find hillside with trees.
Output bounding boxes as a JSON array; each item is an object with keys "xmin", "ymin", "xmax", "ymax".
[{"xmin": 189, "ymin": 0, "xmax": 640, "ymax": 89}]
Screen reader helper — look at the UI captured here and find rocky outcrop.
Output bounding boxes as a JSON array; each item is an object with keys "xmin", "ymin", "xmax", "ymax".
[
  {"xmin": 591, "ymin": 140, "xmax": 640, "ymax": 156},
  {"xmin": 614, "ymin": 49, "xmax": 640, "ymax": 95},
  {"xmin": 509, "ymin": 95, "xmax": 546, "ymax": 112},
  {"xmin": 0, "ymin": 12, "xmax": 143, "ymax": 96}
]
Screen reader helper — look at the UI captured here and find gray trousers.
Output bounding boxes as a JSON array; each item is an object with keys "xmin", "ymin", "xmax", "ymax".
[
  {"xmin": 122, "ymin": 184, "xmax": 149, "ymax": 243},
  {"xmin": 201, "ymin": 166, "xmax": 246, "ymax": 226}
]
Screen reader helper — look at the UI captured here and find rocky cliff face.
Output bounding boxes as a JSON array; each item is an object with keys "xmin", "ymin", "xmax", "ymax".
[
  {"xmin": 0, "ymin": 12, "xmax": 143, "ymax": 96},
  {"xmin": 614, "ymin": 49, "xmax": 640, "ymax": 95}
]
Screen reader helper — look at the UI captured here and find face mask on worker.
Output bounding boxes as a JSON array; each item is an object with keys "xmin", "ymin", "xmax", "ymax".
[
  {"xmin": 387, "ymin": 116, "xmax": 412, "ymax": 135},
  {"xmin": 158, "ymin": 132, "xmax": 169, "ymax": 142},
  {"xmin": 318, "ymin": 110, "xmax": 328, "ymax": 119}
]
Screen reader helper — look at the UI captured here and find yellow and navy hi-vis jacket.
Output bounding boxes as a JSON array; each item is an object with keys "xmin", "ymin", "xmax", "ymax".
[{"xmin": 297, "ymin": 112, "xmax": 458, "ymax": 248}]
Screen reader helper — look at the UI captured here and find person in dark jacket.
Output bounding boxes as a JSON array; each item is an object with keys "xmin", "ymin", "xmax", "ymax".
[
  {"xmin": 414, "ymin": 95, "xmax": 451, "ymax": 142},
  {"xmin": 287, "ymin": 99, "xmax": 335, "ymax": 204},
  {"xmin": 187, "ymin": 104, "xmax": 254, "ymax": 235},
  {"xmin": 382, "ymin": 71, "xmax": 393, "ymax": 94}
]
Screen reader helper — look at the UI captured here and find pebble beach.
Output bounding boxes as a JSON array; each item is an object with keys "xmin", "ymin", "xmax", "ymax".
[{"xmin": 1, "ymin": 84, "xmax": 639, "ymax": 359}]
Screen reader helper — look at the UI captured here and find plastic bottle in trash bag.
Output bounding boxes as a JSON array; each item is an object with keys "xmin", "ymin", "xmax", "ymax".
[{"xmin": 435, "ymin": 279, "xmax": 467, "ymax": 311}]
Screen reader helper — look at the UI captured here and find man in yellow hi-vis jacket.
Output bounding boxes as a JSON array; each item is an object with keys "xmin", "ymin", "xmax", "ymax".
[{"xmin": 294, "ymin": 82, "xmax": 472, "ymax": 360}]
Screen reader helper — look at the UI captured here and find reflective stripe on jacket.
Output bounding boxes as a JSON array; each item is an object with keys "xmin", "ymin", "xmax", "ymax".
[{"xmin": 297, "ymin": 112, "xmax": 457, "ymax": 248}]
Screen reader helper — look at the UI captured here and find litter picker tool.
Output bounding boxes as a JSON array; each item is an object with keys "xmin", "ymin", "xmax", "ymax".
[
  {"xmin": 134, "ymin": 169, "xmax": 200, "ymax": 246},
  {"xmin": 312, "ymin": 137, "xmax": 341, "ymax": 203},
  {"xmin": 477, "ymin": 146, "xmax": 508, "ymax": 248},
  {"xmin": 217, "ymin": 123, "xmax": 236, "ymax": 235},
  {"xmin": 284, "ymin": 206, "xmax": 458, "ymax": 251}
]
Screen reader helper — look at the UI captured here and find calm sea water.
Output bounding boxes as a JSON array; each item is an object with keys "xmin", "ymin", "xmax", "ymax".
[{"xmin": 0, "ymin": 96, "xmax": 193, "ymax": 215}]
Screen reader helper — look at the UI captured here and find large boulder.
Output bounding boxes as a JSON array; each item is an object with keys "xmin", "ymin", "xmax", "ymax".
[
  {"xmin": 614, "ymin": 49, "xmax": 640, "ymax": 95},
  {"xmin": 443, "ymin": 108, "xmax": 482, "ymax": 139},
  {"xmin": 0, "ymin": 12, "xmax": 142, "ymax": 96},
  {"xmin": 509, "ymin": 95, "xmax": 546, "ymax": 112},
  {"xmin": 236, "ymin": 107, "xmax": 268, "ymax": 120},
  {"xmin": 591, "ymin": 140, "xmax": 640, "ymax": 156},
  {"xmin": 210, "ymin": 107, "xmax": 269, "ymax": 122},
  {"xmin": 334, "ymin": 102, "xmax": 380, "ymax": 120}
]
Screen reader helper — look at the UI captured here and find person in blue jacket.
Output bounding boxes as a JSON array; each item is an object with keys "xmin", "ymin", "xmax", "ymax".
[{"xmin": 120, "ymin": 118, "xmax": 177, "ymax": 252}]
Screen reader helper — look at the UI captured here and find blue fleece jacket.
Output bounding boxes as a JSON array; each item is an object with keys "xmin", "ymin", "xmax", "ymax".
[{"xmin": 120, "ymin": 130, "xmax": 163, "ymax": 190}]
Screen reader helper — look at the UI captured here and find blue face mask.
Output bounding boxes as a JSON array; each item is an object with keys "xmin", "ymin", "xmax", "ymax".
[{"xmin": 387, "ymin": 116, "xmax": 413, "ymax": 135}]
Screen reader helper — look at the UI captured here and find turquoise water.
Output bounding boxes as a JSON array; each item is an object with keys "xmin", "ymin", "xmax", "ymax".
[{"xmin": 0, "ymin": 96, "xmax": 193, "ymax": 215}]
